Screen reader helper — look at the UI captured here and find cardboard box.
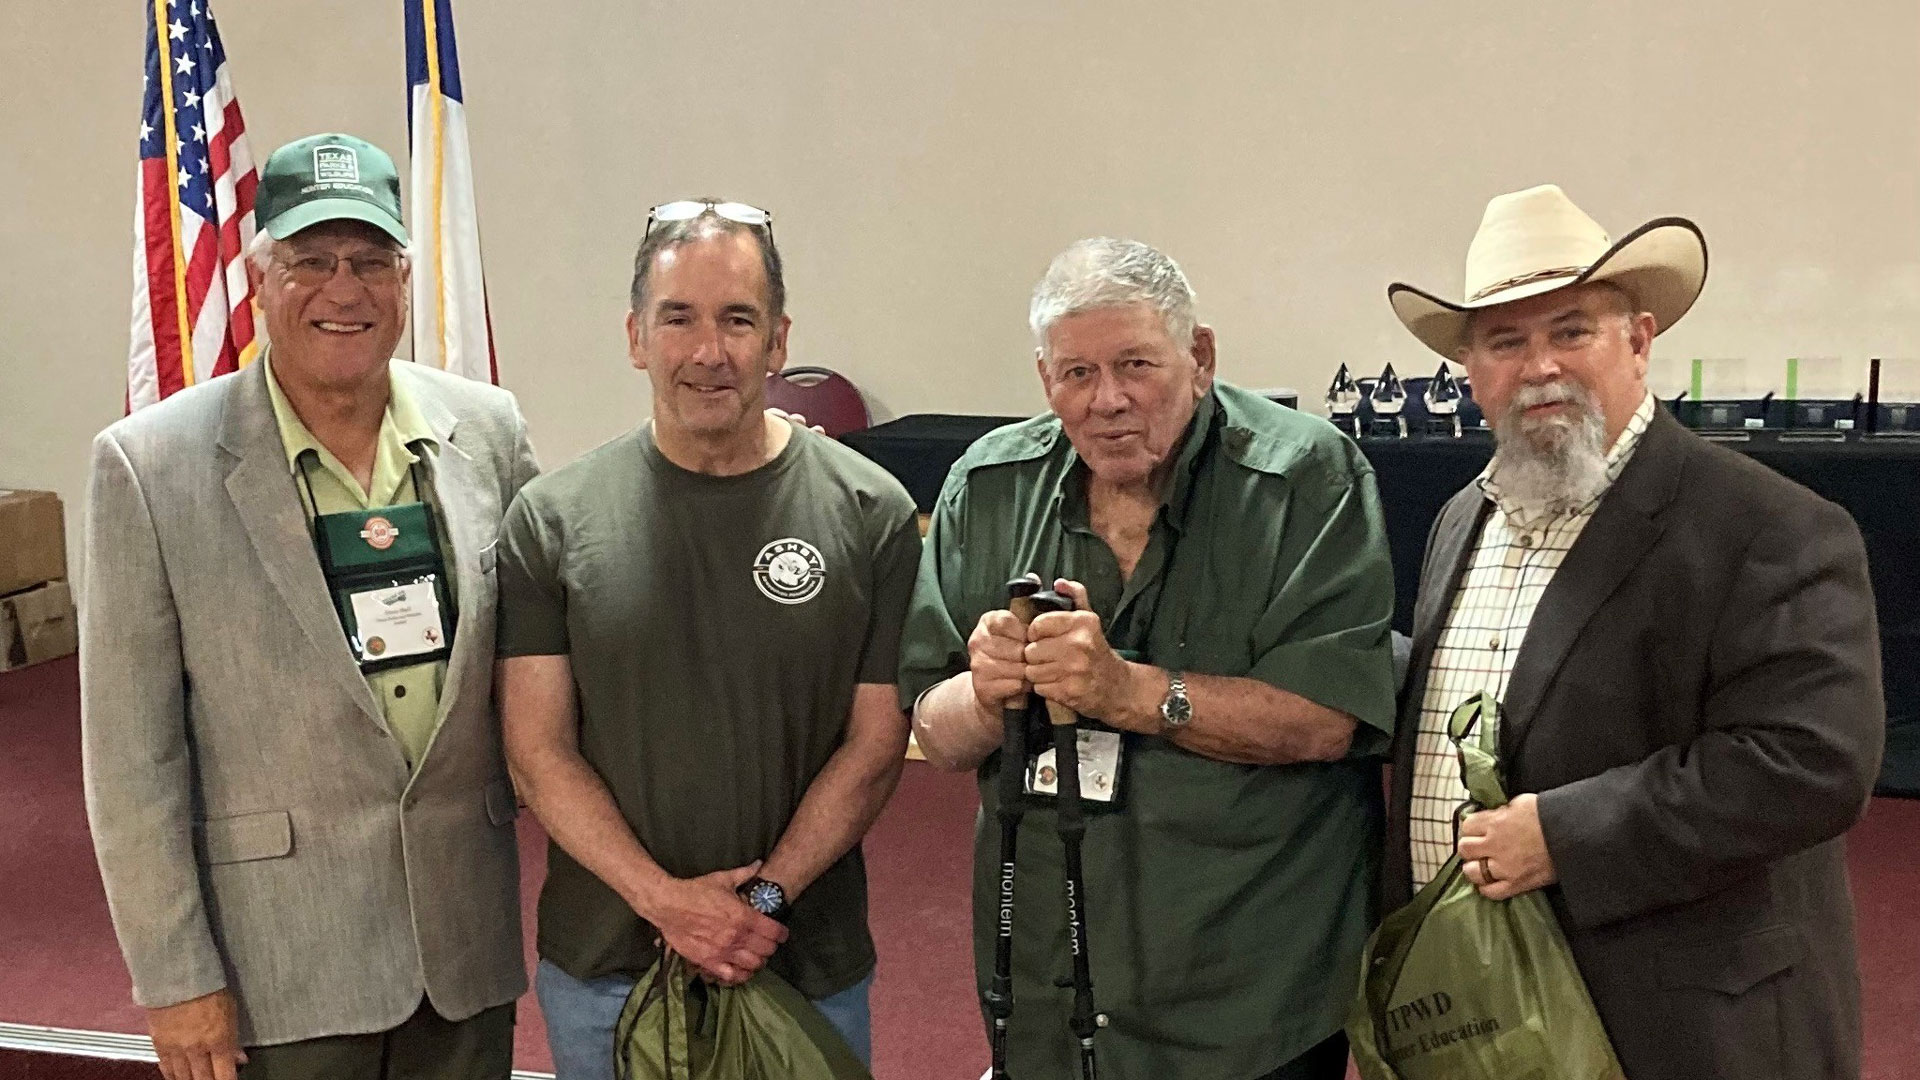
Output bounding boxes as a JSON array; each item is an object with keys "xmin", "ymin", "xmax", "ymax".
[
  {"xmin": 1, "ymin": 579, "xmax": 78, "ymax": 672},
  {"xmin": 0, "ymin": 490, "xmax": 68, "ymax": 597}
]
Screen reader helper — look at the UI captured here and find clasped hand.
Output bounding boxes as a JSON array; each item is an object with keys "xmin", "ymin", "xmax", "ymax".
[
  {"xmin": 967, "ymin": 579, "xmax": 1156, "ymax": 733},
  {"xmin": 646, "ymin": 862, "xmax": 788, "ymax": 987}
]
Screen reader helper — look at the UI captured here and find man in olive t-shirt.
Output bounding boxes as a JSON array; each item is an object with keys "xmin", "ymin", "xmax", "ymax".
[{"xmin": 495, "ymin": 202, "xmax": 919, "ymax": 1077}]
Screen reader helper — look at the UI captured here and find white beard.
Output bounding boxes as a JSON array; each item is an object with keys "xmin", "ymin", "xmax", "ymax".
[{"xmin": 1492, "ymin": 381, "xmax": 1611, "ymax": 513}]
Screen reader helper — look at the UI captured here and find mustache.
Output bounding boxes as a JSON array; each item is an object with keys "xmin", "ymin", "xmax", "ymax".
[{"xmin": 1508, "ymin": 380, "xmax": 1595, "ymax": 417}]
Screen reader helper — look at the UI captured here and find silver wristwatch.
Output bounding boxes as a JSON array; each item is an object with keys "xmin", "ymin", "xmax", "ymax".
[{"xmin": 1160, "ymin": 670, "xmax": 1193, "ymax": 730}]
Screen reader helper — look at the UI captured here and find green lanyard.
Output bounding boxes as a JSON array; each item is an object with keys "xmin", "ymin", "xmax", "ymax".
[{"xmin": 295, "ymin": 450, "xmax": 457, "ymax": 673}]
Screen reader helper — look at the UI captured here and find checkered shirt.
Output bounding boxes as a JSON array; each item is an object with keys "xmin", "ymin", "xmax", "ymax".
[{"xmin": 1408, "ymin": 392, "xmax": 1657, "ymax": 887}]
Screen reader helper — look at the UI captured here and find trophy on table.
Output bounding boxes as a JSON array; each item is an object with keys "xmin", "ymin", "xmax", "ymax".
[
  {"xmin": 1864, "ymin": 357, "xmax": 1920, "ymax": 436},
  {"xmin": 1423, "ymin": 363, "xmax": 1463, "ymax": 438},
  {"xmin": 1369, "ymin": 362, "xmax": 1408, "ymax": 438},
  {"xmin": 1325, "ymin": 363, "xmax": 1362, "ymax": 438}
]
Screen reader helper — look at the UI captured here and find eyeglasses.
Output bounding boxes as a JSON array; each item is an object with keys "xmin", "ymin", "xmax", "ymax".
[
  {"xmin": 278, "ymin": 250, "xmax": 406, "ymax": 287},
  {"xmin": 645, "ymin": 200, "xmax": 774, "ymax": 240}
]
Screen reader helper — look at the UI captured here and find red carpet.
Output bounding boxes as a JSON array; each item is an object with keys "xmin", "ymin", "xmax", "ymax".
[
  {"xmin": 3, "ymin": 655, "xmax": 1915, "ymax": 1078},
  {"xmin": 0, "ymin": 657, "xmax": 984, "ymax": 1078}
]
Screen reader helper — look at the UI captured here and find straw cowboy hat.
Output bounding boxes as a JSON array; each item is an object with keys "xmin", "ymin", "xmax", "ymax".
[{"xmin": 1389, "ymin": 184, "xmax": 1708, "ymax": 357}]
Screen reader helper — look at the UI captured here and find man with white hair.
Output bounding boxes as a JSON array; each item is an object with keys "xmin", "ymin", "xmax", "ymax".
[
  {"xmin": 900, "ymin": 237, "xmax": 1399, "ymax": 1079},
  {"xmin": 1383, "ymin": 185, "xmax": 1883, "ymax": 1079},
  {"xmin": 83, "ymin": 133, "xmax": 536, "ymax": 1080}
]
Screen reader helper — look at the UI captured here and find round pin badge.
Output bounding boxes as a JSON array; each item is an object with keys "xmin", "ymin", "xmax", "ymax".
[
  {"xmin": 752, "ymin": 538, "xmax": 827, "ymax": 605},
  {"xmin": 366, "ymin": 636, "xmax": 387, "ymax": 656},
  {"xmin": 359, "ymin": 516, "xmax": 400, "ymax": 551}
]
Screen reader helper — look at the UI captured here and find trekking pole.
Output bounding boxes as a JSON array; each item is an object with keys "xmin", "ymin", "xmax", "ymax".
[
  {"xmin": 986, "ymin": 572, "xmax": 1045, "ymax": 1080},
  {"xmin": 1025, "ymin": 588, "xmax": 1106, "ymax": 1080}
]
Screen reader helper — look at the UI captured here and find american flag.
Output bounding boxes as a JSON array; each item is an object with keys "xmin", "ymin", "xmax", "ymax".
[
  {"xmin": 129, "ymin": 0, "xmax": 259, "ymax": 411},
  {"xmin": 407, "ymin": 0, "xmax": 497, "ymax": 383}
]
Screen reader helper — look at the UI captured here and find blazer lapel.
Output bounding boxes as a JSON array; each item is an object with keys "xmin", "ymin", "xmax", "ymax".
[
  {"xmin": 427, "ymin": 450, "xmax": 484, "ymax": 734},
  {"xmin": 1399, "ymin": 486, "xmax": 1490, "ymax": 758},
  {"xmin": 1500, "ymin": 409, "xmax": 1687, "ymax": 760},
  {"xmin": 1386, "ymin": 483, "xmax": 1491, "ymax": 908},
  {"xmin": 1406, "ymin": 487, "xmax": 1493, "ymax": 704},
  {"xmin": 404, "ymin": 371, "xmax": 486, "ymax": 739},
  {"xmin": 218, "ymin": 362, "xmax": 390, "ymax": 733}
]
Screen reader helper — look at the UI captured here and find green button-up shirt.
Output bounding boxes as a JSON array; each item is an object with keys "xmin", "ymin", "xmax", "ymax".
[
  {"xmin": 898, "ymin": 381, "xmax": 1398, "ymax": 1080},
  {"xmin": 265, "ymin": 352, "xmax": 446, "ymax": 768}
]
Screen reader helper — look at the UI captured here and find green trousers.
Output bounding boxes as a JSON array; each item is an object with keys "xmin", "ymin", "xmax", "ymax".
[{"xmin": 240, "ymin": 997, "xmax": 515, "ymax": 1080}]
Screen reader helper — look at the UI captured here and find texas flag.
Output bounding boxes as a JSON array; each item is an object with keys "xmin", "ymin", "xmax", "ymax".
[{"xmin": 405, "ymin": 0, "xmax": 496, "ymax": 382}]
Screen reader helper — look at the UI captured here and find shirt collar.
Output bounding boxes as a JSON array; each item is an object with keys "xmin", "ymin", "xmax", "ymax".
[
  {"xmin": 1058, "ymin": 389, "xmax": 1220, "ymax": 534},
  {"xmin": 262, "ymin": 348, "xmax": 438, "ymax": 475},
  {"xmin": 1478, "ymin": 390, "xmax": 1657, "ymax": 521}
]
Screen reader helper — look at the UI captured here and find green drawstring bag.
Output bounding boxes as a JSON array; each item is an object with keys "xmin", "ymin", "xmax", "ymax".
[
  {"xmin": 1348, "ymin": 693, "xmax": 1625, "ymax": 1080},
  {"xmin": 614, "ymin": 951, "xmax": 874, "ymax": 1080}
]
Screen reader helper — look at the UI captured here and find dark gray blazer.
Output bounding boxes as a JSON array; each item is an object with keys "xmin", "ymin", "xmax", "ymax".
[
  {"xmin": 81, "ymin": 359, "xmax": 538, "ymax": 1047},
  {"xmin": 1385, "ymin": 408, "xmax": 1884, "ymax": 1080}
]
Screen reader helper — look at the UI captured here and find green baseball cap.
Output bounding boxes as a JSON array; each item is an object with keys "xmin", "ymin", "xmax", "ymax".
[{"xmin": 255, "ymin": 133, "xmax": 408, "ymax": 244}]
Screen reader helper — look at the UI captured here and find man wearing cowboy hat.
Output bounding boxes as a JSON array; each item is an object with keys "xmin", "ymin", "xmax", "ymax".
[{"xmin": 1381, "ymin": 184, "xmax": 1884, "ymax": 1078}]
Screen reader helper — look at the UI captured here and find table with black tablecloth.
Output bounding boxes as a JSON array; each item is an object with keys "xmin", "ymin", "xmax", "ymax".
[{"xmin": 844, "ymin": 415, "xmax": 1920, "ymax": 795}]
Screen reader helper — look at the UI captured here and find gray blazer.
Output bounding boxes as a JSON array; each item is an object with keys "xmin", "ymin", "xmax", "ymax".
[
  {"xmin": 1385, "ymin": 408, "xmax": 1884, "ymax": 1080},
  {"xmin": 81, "ymin": 359, "xmax": 538, "ymax": 1047}
]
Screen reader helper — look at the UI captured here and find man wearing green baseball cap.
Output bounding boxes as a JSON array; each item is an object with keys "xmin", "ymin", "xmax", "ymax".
[
  {"xmin": 255, "ymin": 132, "xmax": 411, "ymax": 243},
  {"xmin": 83, "ymin": 132, "xmax": 536, "ymax": 1080}
]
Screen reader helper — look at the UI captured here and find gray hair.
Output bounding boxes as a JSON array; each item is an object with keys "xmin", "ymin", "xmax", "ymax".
[
  {"xmin": 1029, "ymin": 237, "xmax": 1197, "ymax": 360},
  {"xmin": 246, "ymin": 227, "xmax": 276, "ymax": 271},
  {"xmin": 629, "ymin": 202, "xmax": 784, "ymax": 320}
]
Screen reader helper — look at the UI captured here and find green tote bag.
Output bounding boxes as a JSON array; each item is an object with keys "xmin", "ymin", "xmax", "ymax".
[
  {"xmin": 1348, "ymin": 693, "xmax": 1625, "ymax": 1080},
  {"xmin": 615, "ymin": 951, "xmax": 873, "ymax": 1080}
]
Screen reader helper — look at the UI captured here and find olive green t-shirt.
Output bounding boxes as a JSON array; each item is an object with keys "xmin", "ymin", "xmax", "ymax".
[
  {"xmin": 898, "ymin": 381, "xmax": 1398, "ymax": 1080},
  {"xmin": 496, "ymin": 424, "xmax": 920, "ymax": 998}
]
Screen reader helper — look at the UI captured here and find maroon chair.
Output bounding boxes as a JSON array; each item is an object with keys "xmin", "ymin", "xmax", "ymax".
[{"xmin": 764, "ymin": 366, "xmax": 871, "ymax": 437}]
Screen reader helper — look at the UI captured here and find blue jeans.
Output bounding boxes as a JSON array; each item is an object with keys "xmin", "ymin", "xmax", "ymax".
[{"xmin": 535, "ymin": 958, "xmax": 873, "ymax": 1079}]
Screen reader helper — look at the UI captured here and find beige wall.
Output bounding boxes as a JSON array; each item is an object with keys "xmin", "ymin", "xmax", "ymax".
[{"xmin": 4, "ymin": 2, "xmax": 1917, "ymax": 579}]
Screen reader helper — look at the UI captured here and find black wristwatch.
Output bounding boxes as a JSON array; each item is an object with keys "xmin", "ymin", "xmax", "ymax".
[{"xmin": 737, "ymin": 876, "xmax": 792, "ymax": 923}]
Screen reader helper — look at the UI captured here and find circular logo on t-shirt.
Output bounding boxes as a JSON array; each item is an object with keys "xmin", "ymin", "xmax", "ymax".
[
  {"xmin": 753, "ymin": 538, "xmax": 826, "ymax": 605},
  {"xmin": 359, "ymin": 516, "xmax": 399, "ymax": 551}
]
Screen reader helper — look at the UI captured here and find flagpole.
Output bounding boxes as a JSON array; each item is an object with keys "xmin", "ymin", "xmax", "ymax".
[
  {"xmin": 421, "ymin": 0, "xmax": 452, "ymax": 370},
  {"xmin": 149, "ymin": 0, "xmax": 197, "ymax": 387}
]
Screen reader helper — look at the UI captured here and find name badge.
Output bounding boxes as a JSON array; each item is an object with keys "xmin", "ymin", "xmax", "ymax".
[
  {"xmin": 1024, "ymin": 728, "xmax": 1125, "ymax": 804},
  {"xmin": 346, "ymin": 580, "xmax": 449, "ymax": 663},
  {"xmin": 307, "ymin": 492, "xmax": 457, "ymax": 673}
]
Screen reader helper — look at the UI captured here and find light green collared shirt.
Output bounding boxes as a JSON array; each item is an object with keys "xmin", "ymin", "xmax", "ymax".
[
  {"xmin": 899, "ymin": 380, "xmax": 1399, "ymax": 1080},
  {"xmin": 264, "ymin": 351, "xmax": 446, "ymax": 768}
]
